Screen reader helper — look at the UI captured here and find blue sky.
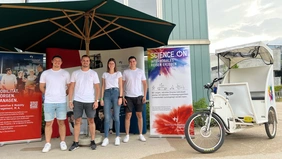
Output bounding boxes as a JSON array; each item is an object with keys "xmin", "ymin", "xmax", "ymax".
[{"xmin": 207, "ymin": 0, "xmax": 282, "ymax": 52}]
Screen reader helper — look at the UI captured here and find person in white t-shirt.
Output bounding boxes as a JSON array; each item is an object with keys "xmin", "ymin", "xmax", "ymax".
[
  {"xmin": 1, "ymin": 68, "xmax": 17, "ymax": 90},
  {"xmin": 40, "ymin": 55, "xmax": 71, "ymax": 153},
  {"xmin": 122, "ymin": 56, "xmax": 147, "ymax": 143},
  {"xmin": 25, "ymin": 69, "xmax": 37, "ymax": 95},
  {"xmin": 68, "ymin": 55, "xmax": 100, "ymax": 151},
  {"xmin": 100, "ymin": 58, "xmax": 123, "ymax": 147}
]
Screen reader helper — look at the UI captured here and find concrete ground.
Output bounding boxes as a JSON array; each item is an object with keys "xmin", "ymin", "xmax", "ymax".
[{"xmin": 1, "ymin": 103, "xmax": 282, "ymax": 159}]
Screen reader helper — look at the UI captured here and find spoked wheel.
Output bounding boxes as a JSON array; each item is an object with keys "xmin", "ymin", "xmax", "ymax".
[
  {"xmin": 184, "ymin": 112, "xmax": 225, "ymax": 153},
  {"xmin": 265, "ymin": 108, "xmax": 277, "ymax": 139}
]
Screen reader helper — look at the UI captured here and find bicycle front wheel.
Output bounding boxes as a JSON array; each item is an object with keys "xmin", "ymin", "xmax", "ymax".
[{"xmin": 184, "ymin": 111, "xmax": 225, "ymax": 153}]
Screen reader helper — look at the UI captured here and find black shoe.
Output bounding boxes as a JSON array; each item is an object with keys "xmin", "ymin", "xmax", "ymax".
[
  {"xmin": 69, "ymin": 142, "xmax": 79, "ymax": 151},
  {"xmin": 90, "ymin": 140, "xmax": 96, "ymax": 150}
]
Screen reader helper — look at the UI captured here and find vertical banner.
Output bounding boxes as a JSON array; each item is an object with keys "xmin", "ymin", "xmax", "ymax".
[
  {"xmin": 148, "ymin": 47, "xmax": 193, "ymax": 137},
  {"xmin": 0, "ymin": 52, "xmax": 43, "ymax": 145}
]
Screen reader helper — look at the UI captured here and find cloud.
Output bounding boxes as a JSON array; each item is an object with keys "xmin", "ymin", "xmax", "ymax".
[
  {"xmin": 213, "ymin": 18, "xmax": 282, "ymax": 42},
  {"xmin": 208, "ymin": 0, "xmax": 282, "ymax": 52}
]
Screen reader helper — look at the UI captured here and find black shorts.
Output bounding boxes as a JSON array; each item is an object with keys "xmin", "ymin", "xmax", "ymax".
[
  {"xmin": 73, "ymin": 100, "xmax": 96, "ymax": 119},
  {"xmin": 125, "ymin": 96, "xmax": 143, "ymax": 113}
]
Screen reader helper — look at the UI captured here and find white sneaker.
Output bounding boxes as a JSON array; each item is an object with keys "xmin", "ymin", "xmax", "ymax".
[
  {"xmin": 60, "ymin": 141, "xmax": 67, "ymax": 151},
  {"xmin": 123, "ymin": 135, "xmax": 129, "ymax": 143},
  {"xmin": 42, "ymin": 143, "xmax": 51, "ymax": 153},
  {"xmin": 115, "ymin": 137, "xmax": 120, "ymax": 146},
  {"xmin": 139, "ymin": 134, "xmax": 146, "ymax": 142},
  {"xmin": 101, "ymin": 138, "xmax": 109, "ymax": 147}
]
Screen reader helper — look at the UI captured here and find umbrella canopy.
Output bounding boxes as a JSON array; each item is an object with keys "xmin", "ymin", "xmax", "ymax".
[
  {"xmin": 0, "ymin": 40, "xmax": 17, "ymax": 51},
  {"xmin": 0, "ymin": 0, "xmax": 175, "ymax": 54}
]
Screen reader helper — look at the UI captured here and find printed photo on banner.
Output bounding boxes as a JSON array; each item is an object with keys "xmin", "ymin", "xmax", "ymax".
[{"xmin": 0, "ymin": 53, "xmax": 44, "ymax": 96}]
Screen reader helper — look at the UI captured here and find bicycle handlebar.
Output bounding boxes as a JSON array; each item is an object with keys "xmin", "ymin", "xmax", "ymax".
[{"xmin": 204, "ymin": 77, "xmax": 224, "ymax": 89}]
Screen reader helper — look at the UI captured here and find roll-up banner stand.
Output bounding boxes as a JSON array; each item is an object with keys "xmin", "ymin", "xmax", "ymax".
[
  {"xmin": 0, "ymin": 52, "xmax": 43, "ymax": 145},
  {"xmin": 147, "ymin": 47, "xmax": 193, "ymax": 137}
]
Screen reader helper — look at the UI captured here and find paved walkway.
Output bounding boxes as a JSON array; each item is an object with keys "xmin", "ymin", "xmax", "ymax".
[{"xmin": 1, "ymin": 103, "xmax": 282, "ymax": 159}]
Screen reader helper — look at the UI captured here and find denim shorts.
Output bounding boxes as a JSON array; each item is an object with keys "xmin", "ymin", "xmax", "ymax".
[{"xmin": 44, "ymin": 103, "xmax": 67, "ymax": 121}]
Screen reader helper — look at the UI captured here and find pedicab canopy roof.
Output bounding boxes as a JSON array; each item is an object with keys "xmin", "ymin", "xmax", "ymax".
[
  {"xmin": 215, "ymin": 41, "xmax": 273, "ymax": 68},
  {"xmin": 0, "ymin": 0, "xmax": 175, "ymax": 53}
]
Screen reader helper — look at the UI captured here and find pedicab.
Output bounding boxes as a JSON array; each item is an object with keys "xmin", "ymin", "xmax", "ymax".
[{"xmin": 184, "ymin": 41, "xmax": 278, "ymax": 153}]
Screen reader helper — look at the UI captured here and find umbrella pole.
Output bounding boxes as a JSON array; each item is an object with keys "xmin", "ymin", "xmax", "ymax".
[
  {"xmin": 86, "ymin": 40, "xmax": 90, "ymax": 56},
  {"xmin": 85, "ymin": 14, "xmax": 90, "ymax": 56}
]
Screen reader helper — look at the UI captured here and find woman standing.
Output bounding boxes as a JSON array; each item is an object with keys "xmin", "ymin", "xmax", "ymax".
[
  {"xmin": 25, "ymin": 69, "xmax": 37, "ymax": 95},
  {"xmin": 100, "ymin": 58, "xmax": 123, "ymax": 146},
  {"xmin": 17, "ymin": 71, "xmax": 25, "ymax": 96}
]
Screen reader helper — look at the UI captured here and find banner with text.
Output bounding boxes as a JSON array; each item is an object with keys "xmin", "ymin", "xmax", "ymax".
[
  {"xmin": 148, "ymin": 47, "xmax": 193, "ymax": 137},
  {"xmin": 0, "ymin": 52, "xmax": 43, "ymax": 144}
]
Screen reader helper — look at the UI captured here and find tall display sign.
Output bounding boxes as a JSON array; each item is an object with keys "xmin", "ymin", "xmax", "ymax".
[
  {"xmin": 0, "ymin": 52, "xmax": 43, "ymax": 145},
  {"xmin": 148, "ymin": 47, "xmax": 193, "ymax": 137}
]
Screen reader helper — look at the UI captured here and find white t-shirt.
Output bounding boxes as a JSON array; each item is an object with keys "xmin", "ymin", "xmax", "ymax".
[
  {"xmin": 27, "ymin": 75, "xmax": 37, "ymax": 81},
  {"xmin": 40, "ymin": 69, "xmax": 70, "ymax": 103},
  {"xmin": 1, "ymin": 74, "xmax": 17, "ymax": 90},
  {"xmin": 102, "ymin": 71, "xmax": 122, "ymax": 89},
  {"xmin": 122, "ymin": 68, "xmax": 146, "ymax": 97},
  {"xmin": 71, "ymin": 69, "xmax": 100, "ymax": 102}
]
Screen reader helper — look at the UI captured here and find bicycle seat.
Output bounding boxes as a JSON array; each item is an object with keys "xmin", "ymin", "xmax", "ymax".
[{"xmin": 224, "ymin": 91, "xmax": 233, "ymax": 96}]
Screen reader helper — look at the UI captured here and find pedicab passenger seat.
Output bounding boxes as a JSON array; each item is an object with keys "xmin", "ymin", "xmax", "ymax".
[{"xmin": 250, "ymin": 91, "xmax": 265, "ymax": 100}]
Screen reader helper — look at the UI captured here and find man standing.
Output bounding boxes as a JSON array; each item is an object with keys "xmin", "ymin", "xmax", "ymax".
[
  {"xmin": 122, "ymin": 56, "xmax": 147, "ymax": 143},
  {"xmin": 1, "ymin": 68, "xmax": 17, "ymax": 90},
  {"xmin": 68, "ymin": 55, "xmax": 100, "ymax": 151},
  {"xmin": 40, "ymin": 55, "xmax": 70, "ymax": 153}
]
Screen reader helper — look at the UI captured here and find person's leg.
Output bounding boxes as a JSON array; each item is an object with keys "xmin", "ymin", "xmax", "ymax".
[
  {"xmin": 57, "ymin": 120, "xmax": 66, "ymax": 141},
  {"xmin": 112, "ymin": 89, "xmax": 120, "ymax": 137},
  {"xmin": 123, "ymin": 97, "xmax": 134, "ymax": 143},
  {"xmin": 124, "ymin": 112, "xmax": 132, "ymax": 134},
  {"xmin": 88, "ymin": 118, "xmax": 96, "ymax": 140},
  {"xmin": 43, "ymin": 103, "xmax": 55, "ymax": 143},
  {"xmin": 42, "ymin": 103, "xmax": 55, "ymax": 152},
  {"xmin": 124, "ymin": 97, "xmax": 134, "ymax": 135},
  {"xmin": 109, "ymin": 110, "xmax": 113, "ymax": 134},
  {"xmin": 103, "ymin": 90, "xmax": 111, "ymax": 138},
  {"xmin": 112, "ymin": 89, "xmax": 121, "ymax": 145},
  {"xmin": 84, "ymin": 102, "xmax": 96, "ymax": 140},
  {"xmin": 84, "ymin": 102, "xmax": 96, "ymax": 150},
  {"xmin": 69, "ymin": 101, "xmax": 84, "ymax": 151},
  {"xmin": 73, "ymin": 118, "xmax": 82, "ymax": 142},
  {"xmin": 73, "ymin": 101, "xmax": 84, "ymax": 142},
  {"xmin": 135, "ymin": 96, "xmax": 146, "ymax": 142},
  {"xmin": 44, "ymin": 121, "xmax": 54, "ymax": 143},
  {"xmin": 56, "ymin": 103, "xmax": 67, "ymax": 142},
  {"xmin": 136, "ymin": 112, "xmax": 143, "ymax": 134}
]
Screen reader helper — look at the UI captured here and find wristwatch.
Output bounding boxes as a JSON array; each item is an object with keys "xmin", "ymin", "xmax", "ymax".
[
  {"xmin": 95, "ymin": 100, "xmax": 99, "ymax": 102},
  {"xmin": 118, "ymin": 96, "xmax": 123, "ymax": 98}
]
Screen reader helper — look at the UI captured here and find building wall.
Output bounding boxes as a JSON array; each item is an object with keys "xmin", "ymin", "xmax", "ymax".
[{"xmin": 162, "ymin": 0, "xmax": 211, "ymax": 101}]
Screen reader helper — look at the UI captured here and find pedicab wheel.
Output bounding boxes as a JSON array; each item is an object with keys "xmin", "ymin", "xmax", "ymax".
[
  {"xmin": 265, "ymin": 108, "xmax": 277, "ymax": 139},
  {"xmin": 184, "ymin": 112, "xmax": 225, "ymax": 153}
]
